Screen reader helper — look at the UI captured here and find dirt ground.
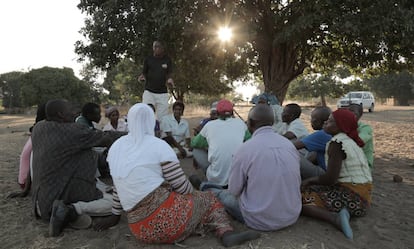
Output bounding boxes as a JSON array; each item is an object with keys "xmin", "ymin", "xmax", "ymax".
[{"xmin": 0, "ymin": 104, "xmax": 413, "ymax": 249}]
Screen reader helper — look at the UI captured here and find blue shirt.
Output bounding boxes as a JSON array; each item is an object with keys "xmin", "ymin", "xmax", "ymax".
[{"xmin": 300, "ymin": 129, "xmax": 332, "ymax": 170}]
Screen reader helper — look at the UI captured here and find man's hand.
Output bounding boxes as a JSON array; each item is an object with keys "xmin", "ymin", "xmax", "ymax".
[
  {"xmin": 138, "ymin": 74, "xmax": 145, "ymax": 82},
  {"xmin": 167, "ymin": 78, "xmax": 174, "ymax": 87},
  {"xmin": 93, "ymin": 214, "xmax": 121, "ymax": 231},
  {"xmin": 179, "ymin": 147, "xmax": 187, "ymax": 158}
]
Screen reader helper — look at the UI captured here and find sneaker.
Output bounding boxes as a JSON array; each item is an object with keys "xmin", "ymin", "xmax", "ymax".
[{"xmin": 49, "ymin": 200, "xmax": 71, "ymax": 237}]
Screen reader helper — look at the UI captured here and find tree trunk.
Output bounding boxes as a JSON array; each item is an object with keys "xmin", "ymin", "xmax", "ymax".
[
  {"xmin": 257, "ymin": 42, "xmax": 307, "ymax": 105},
  {"xmin": 320, "ymin": 94, "xmax": 327, "ymax": 107}
]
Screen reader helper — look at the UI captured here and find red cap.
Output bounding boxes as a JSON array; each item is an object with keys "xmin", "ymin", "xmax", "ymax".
[{"xmin": 216, "ymin": 99, "xmax": 233, "ymax": 115}]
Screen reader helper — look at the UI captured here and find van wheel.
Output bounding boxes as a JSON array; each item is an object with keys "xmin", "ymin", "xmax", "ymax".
[{"xmin": 369, "ymin": 103, "xmax": 374, "ymax": 112}]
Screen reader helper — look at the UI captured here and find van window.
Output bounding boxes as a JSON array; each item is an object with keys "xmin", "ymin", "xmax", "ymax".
[{"xmin": 348, "ymin": 93, "xmax": 362, "ymax": 98}]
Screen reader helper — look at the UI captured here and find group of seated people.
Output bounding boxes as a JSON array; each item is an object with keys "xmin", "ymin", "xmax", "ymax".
[{"xmin": 10, "ymin": 94, "xmax": 374, "ymax": 247}]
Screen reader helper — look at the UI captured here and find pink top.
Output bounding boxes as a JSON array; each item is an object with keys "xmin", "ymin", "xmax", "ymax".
[{"xmin": 18, "ymin": 137, "xmax": 32, "ymax": 188}]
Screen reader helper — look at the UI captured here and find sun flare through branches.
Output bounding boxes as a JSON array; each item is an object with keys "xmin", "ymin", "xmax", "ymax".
[{"xmin": 217, "ymin": 26, "xmax": 232, "ymax": 42}]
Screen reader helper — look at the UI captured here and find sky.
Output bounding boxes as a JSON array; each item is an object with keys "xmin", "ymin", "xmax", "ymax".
[
  {"xmin": 0, "ymin": 0, "xmax": 257, "ymax": 99},
  {"xmin": 0, "ymin": 0, "xmax": 85, "ymax": 76}
]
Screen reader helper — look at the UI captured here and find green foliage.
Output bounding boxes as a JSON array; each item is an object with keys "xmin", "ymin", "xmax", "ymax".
[
  {"xmin": 76, "ymin": 0, "xmax": 243, "ymax": 101},
  {"xmin": 76, "ymin": 0, "xmax": 414, "ymax": 104},
  {"xmin": 367, "ymin": 71, "xmax": 414, "ymax": 105},
  {"xmin": 103, "ymin": 59, "xmax": 143, "ymax": 105},
  {"xmin": 0, "ymin": 71, "xmax": 25, "ymax": 109},
  {"xmin": 288, "ymin": 73, "xmax": 343, "ymax": 106},
  {"xmin": 19, "ymin": 67, "xmax": 95, "ymax": 107},
  {"xmin": 287, "ymin": 65, "xmax": 365, "ymax": 105}
]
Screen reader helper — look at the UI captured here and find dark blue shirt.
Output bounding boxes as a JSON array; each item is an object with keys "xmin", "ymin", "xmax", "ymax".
[{"xmin": 300, "ymin": 129, "xmax": 332, "ymax": 170}]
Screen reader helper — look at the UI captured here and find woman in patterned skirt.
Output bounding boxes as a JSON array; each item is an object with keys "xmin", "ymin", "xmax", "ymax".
[
  {"xmin": 301, "ymin": 108, "xmax": 373, "ymax": 239},
  {"xmin": 94, "ymin": 103, "xmax": 260, "ymax": 247}
]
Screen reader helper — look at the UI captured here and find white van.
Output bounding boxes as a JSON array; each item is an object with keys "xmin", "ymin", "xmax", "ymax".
[{"xmin": 336, "ymin": 91, "xmax": 375, "ymax": 112}]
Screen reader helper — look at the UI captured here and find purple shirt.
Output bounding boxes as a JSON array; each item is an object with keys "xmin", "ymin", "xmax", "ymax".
[{"xmin": 228, "ymin": 126, "xmax": 302, "ymax": 231}]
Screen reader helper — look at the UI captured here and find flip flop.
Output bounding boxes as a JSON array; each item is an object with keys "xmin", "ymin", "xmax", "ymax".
[{"xmin": 339, "ymin": 208, "xmax": 353, "ymax": 240}]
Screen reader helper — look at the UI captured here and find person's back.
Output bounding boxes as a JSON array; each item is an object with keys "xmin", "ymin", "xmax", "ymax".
[
  {"xmin": 32, "ymin": 121, "xmax": 103, "ymax": 219},
  {"xmin": 31, "ymin": 100, "xmax": 122, "ymax": 221},
  {"xmin": 201, "ymin": 117, "xmax": 247, "ymax": 185},
  {"xmin": 251, "ymin": 92, "xmax": 285, "ymax": 134},
  {"xmin": 229, "ymin": 113, "xmax": 301, "ymax": 231}
]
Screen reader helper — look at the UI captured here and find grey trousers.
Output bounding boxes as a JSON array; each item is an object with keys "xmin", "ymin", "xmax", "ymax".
[{"xmin": 300, "ymin": 154, "xmax": 325, "ymax": 180}]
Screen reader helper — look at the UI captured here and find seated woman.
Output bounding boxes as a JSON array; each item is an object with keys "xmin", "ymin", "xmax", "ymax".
[
  {"xmin": 160, "ymin": 101, "xmax": 192, "ymax": 158},
  {"xmin": 93, "ymin": 103, "xmax": 260, "ymax": 247},
  {"xmin": 103, "ymin": 106, "xmax": 128, "ymax": 132},
  {"xmin": 8, "ymin": 103, "xmax": 46, "ymax": 198},
  {"xmin": 301, "ymin": 109, "xmax": 372, "ymax": 239}
]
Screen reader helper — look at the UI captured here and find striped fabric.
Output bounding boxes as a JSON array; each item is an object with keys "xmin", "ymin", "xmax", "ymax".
[
  {"xmin": 161, "ymin": 161, "xmax": 194, "ymax": 194},
  {"xmin": 111, "ymin": 187, "xmax": 123, "ymax": 215}
]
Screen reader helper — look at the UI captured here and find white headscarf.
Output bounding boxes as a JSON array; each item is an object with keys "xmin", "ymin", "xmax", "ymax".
[
  {"xmin": 127, "ymin": 103, "xmax": 155, "ymax": 142},
  {"xmin": 108, "ymin": 103, "xmax": 157, "ymax": 178}
]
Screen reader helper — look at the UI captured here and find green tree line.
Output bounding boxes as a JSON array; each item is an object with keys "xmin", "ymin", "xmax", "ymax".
[{"xmin": 0, "ymin": 67, "xmax": 98, "ymax": 111}]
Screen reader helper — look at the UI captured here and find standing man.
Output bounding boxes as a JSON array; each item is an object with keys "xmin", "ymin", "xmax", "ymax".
[{"xmin": 138, "ymin": 41, "xmax": 174, "ymax": 121}]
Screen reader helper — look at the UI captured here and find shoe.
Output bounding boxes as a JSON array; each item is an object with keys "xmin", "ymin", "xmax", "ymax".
[
  {"xmin": 49, "ymin": 200, "xmax": 73, "ymax": 237},
  {"xmin": 188, "ymin": 175, "xmax": 202, "ymax": 190}
]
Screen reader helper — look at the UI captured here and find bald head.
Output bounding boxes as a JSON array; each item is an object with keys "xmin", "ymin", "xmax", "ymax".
[
  {"xmin": 310, "ymin": 106, "xmax": 332, "ymax": 130},
  {"xmin": 45, "ymin": 99, "xmax": 74, "ymax": 123},
  {"xmin": 247, "ymin": 104, "xmax": 274, "ymax": 133}
]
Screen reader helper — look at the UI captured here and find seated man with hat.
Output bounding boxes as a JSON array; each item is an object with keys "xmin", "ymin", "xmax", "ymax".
[{"xmin": 190, "ymin": 99, "xmax": 250, "ymax": 189}]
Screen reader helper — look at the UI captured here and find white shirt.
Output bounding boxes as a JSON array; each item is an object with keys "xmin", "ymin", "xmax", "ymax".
[
  {"xmin": 270, "ymin": 104, "xmax": 286, "ymax": 134},
  {"xmin": 160, "ymin": 114, "xmax": 190, "ymax": 144},
  {"xmin": 200, "ymin": 117, "xmax": 248, "ymax": 185},
  {"xmin": 286, "ymin": 118, "xmax": 309, "ymax": 140},
  {"xmin": 102, "ymin": 119, "xmax": 128, "ymax": 132}
]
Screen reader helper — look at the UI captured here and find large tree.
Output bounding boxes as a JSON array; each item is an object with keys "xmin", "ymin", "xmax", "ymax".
[
  {"xmin": 76, "ymin": 0, "xmax": 414, "ymax": 103},
  {"xmin": 19, "ymin": 67, "xmax": 94, "ymax": 107}
]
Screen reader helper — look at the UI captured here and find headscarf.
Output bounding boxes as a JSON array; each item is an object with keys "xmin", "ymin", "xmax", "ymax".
[
  {"xmin": 251, "ymin": 92, "xmax": 280, "ymax": 105},
  {"xmin": 108, "ymin": 103, "xmax": 156, "ymax": 178},
  {"xmin": 105, "ymin": 106, "xmax": 118, "ymax": 118},
  {"xmin": 332, "ymin": 109, "xmax": 365, "ymax": 147}
]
